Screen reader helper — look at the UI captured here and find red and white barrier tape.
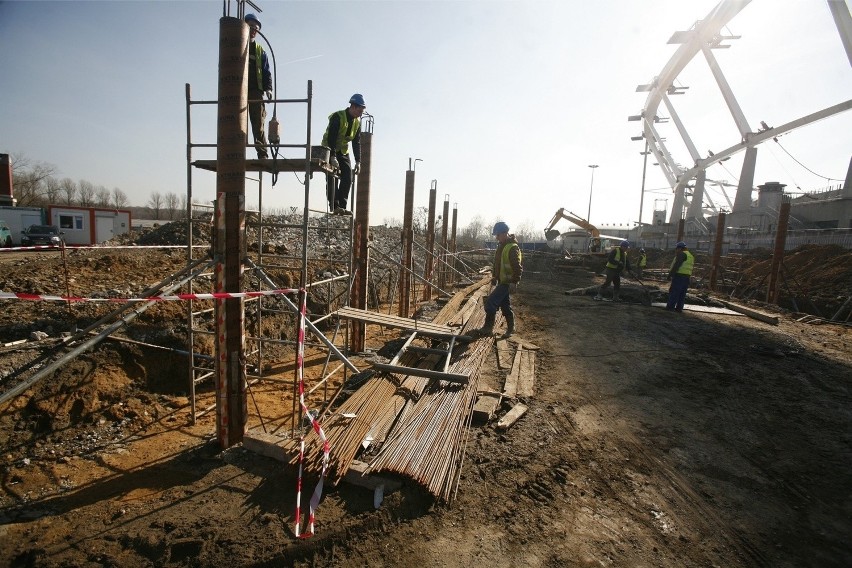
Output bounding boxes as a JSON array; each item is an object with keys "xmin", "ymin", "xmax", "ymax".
[
  {"xmin": 0, "ymin": 244, "xmax": 207, "ymax": 252},
  {"xmin": 294, "ymin": 289, "xmax": 330, "ymax": 538},
  {"xmin": 0, "ymin": 289, "xmax": 298, "ymax": 303}
]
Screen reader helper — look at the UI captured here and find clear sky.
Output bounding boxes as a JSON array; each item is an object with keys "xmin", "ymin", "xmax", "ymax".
[{"xmin": 1, "ymin": 0, "xmax": 850, "ymax": 235}]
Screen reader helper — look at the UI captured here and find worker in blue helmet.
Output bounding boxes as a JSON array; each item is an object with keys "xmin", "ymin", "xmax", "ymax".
[
  {"xmin": 244, "ymin": 14, "xmax": 273, "ymax": 159},
  {"xmin": 635, "ymin": 247, "xmax": 648, "ymax": 279},
  {"xmin": 470, "ymin": 221, "xmax": 523, "ymax": 338},
  {"xmin": 666, "ymin": 241, "xmax": 694, "ymax": 312},
  {"xmin": 322, "ymin": 94, "xmax": 366, "ymax": 215},
  {"xmin": 594, "ymin": 240, "xmax": 632, "ymax": 302}
]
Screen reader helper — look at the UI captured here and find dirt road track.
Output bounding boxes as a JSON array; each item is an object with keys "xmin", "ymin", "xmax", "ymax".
[{"xmin": 1, "ymin": 266, "xmax": 850, "ymax": 567}]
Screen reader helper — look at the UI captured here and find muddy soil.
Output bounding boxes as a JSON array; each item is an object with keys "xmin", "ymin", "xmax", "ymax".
[{"xmin": 1, "ymin": 247, "xmax": 851, "ymax": 567}]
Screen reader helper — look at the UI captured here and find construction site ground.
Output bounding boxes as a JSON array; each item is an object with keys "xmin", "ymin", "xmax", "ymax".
[{"xmin": 1, "ymin": 243, "xmax": 851, "ymax": 567}]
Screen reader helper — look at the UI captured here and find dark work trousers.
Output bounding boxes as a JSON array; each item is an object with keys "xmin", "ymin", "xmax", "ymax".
[
  {"xmin": 485, "ymin": 283, "xmax": 513, "ymax": 319},
  {"xmin": 666, "ymin": 274, "xmax": 690, "ymax": 311},
  {"xmin": 248, "ymin": 90, "xmax": 268, "ymax": 159},
  {"xmin": 599, "ymin": 267, "xmax": 622, "ymax": 293},
  {"xmin": 326, "ymin": 152, "xmax": 352, "ymax": 210}
]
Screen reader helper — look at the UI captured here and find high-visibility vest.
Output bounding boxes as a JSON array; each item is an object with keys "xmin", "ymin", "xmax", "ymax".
[
  {"xmin": 638, "ymin": 253, "xmax": 647, "ymax": 268},
  {"xmin": 250, "ymin": 42, "xmax": 265, "ymax": 91},
  {"xmin": 606, "ymin": 247, "xmax": 624, "ymax": 269},
  {"xmin": 670, "ymin": 250, "xmax": 694, "ymax": 275},
  {"xmin": 322, "ymin": 110, "xmax": 360, "ymax": 155},
  {"xmin": 499, "ymin": 242, "xmax": 521, "ymax": 284}
]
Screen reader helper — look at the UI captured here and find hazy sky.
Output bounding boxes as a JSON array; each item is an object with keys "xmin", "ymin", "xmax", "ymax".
[{"xmin": 1, "ymin": 0, "xmax": 849, "ymax": 235}]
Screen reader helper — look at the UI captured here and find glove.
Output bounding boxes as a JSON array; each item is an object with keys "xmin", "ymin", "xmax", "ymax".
[
  {"xmin": 265, "ymin": 90, "xmax": 273, "ymax": 101},
  {"xmin": 353, "ymin": 162, "xmax": 361, "ymax": 175},
  {"xmin": 330, "ymin": 155, "xmax": 339, "ymax": 169}
]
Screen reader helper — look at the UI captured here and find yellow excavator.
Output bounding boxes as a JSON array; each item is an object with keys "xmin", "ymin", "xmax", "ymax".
[{"xmin": 544, "ymin": 208, "xmax": 612, "ymax": 253}]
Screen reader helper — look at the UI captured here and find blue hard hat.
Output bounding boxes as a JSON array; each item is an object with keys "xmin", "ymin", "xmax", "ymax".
[
  {"xmin": 244, "ymin": 13, "xmax": 261, "ymax": 30},
  {"xmin": 349, "ymin": 93, "xmax": 366, "ymax": 107},
  {"xmin": 620, "ymin": 240, "xmax": 630, "ymax": 247},
  {"xmin": 492, "ymin": 221, "xmax": 510, "ymax": 235},
  {"xmin": 675, "ymin": 241, "xmax": 687, "ymax": 248}
]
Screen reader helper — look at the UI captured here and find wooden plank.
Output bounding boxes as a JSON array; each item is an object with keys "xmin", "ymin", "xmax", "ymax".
[
  {"xmin": 242, "ymin": 429, "xmax": 289, "ymax": 462},
  {"xmin": 503, "ymin": 347, "xmax": 523, "ymax": 398},
  {"xmin": 336, "ymin": 306, "xmax": 457, "ymax": 336},
  {"xmin": 720, "ymin": 300, "xmax": 780, "ymax": 325},
  {"xmin": 495, "ymin": 339, "xmax": 514, "ymax": 370},
  {"xmin": 344, "ymin": 460, "xmax": 403, "ymax": 492},
  {"xmin": 372, "ymin": 362, "xmax": 469, "ymax": 384},
  {"xmin": 497, "ymin": 403, "xmax": 528, "ymax": 431},
  {"xmin": 508, "ymin": 337, "xmax": 540, "ymax": 351},
  {"xmin": 472, "ymin": 392, "xmax": 502, "ymax": 424},
  {"xmin": 516, "ymin": 349, "xmax": 536, "ymax": 398}
]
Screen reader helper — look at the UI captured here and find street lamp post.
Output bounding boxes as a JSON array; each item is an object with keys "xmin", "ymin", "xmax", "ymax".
[{"xmin": 587, "ymin": 164, "xmax": 599, "ymax": 222}]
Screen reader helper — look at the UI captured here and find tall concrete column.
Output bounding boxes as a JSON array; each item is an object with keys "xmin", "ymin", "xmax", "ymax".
[
  {"xmin": 214, "ymin": 16, "xmax": 248, "ymax": 448},
  {"xmin": 733, "ymin": 146, "xmax": 758, "ymax": 213},
  {"xmin": 687, "ymin": 170, "xmax": 706, "ymax": 220},
  {"xmin": 842, "ymin": 155, "xmax": 852, "ymax": 199},
  {"xmin": 766, "ymin": 199, "xmax": 791, "ymax": 304}
]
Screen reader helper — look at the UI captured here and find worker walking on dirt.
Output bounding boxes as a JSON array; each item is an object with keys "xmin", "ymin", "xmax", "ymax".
[
  {"xmin": 666, "ymin": 241, "xmax": 694, "ymax": 312},
  {"xmin": 595, "ymin": 240, "xmax": 632, "ymax": 301},
  {"xmin": 635, "ymin": 248, "xmax": 647, "ymax": 279},
  {"xmin": 323, "ymin": 94, "xmax": 365, "ymax": 216},
  {"xmin": 471, "ymin": 221, "xmax": 523, "ymax": 338},
  {"xmin": 245, "ymin": 14, "xmax": 273, "ymax": 160}
]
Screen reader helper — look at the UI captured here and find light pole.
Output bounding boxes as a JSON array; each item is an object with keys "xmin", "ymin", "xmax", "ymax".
[
  {"xmin": 587, "ymin": 164, "xmax": 598, "ymax": 222},
  {"xmin": 638, "ymin": 139, "xmax": 650, "ymax": 238}
]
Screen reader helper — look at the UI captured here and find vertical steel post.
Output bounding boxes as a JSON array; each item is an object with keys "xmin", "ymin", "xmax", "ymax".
[
  {"xmin": 709, "ymin": 212, "xmax": 726, "ymax": 291},
  {"xmin": 214, "ymin": 16, "xmax": 248, "ymax": 448},
  {"xmin": 439, "ymin": 195, "xmax": 450, "ymax": 291},
  {"xmin": 351, "ymin": 125, "xmax": 373, "ymax": 351},
  {"xmin": 399, "ymin": 164, "xmax": 415, "ymax": 317},
  {"xmin": 766, "ymin": 199, "xmax": 791, "ymax": 304}
]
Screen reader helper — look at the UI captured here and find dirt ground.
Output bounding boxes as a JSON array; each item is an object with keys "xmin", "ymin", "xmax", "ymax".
[{"xmin": 1, "ymin": 244, "xmax": 851, "ymax": 567}]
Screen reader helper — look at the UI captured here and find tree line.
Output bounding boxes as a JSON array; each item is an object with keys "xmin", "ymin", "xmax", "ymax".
[{"xmin": 9, "ymin": 153, "xmax": 187, "ymax": 220}]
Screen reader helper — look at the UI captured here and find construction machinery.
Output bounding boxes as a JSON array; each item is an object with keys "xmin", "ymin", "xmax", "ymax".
[{"xmin": 544, "ymin": 208, "xmax": 607, "ymax": 252}]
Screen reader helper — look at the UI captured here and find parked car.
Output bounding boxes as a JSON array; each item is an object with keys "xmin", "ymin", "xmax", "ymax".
[
  {"xmin": 0, "ymin": 220, "xmax": 12, "ymax": 247},
  {"xmin": 21, "ymin": 225, "xmax": 64, "ymax": 246}
]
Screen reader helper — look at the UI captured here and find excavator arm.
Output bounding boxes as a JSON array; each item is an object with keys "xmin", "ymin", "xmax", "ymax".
[{"xmin": 544, "ymin": 208, "xmax": 601, "ymax": 241}]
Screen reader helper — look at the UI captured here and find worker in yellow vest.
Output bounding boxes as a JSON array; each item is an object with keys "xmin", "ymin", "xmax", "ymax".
[
  {"xmin": 323, "ymin": 94, "xmax": 366, "ymax": 216},
  {"xmin": 594, "ymin": 240, "xmax": 632, "ymax": 301},
  {"xmin": 470, "ymin": 221, "xmax": 523, "ymax": 338},
  {"xmin": 635, "ymin": 248, "xmax": 647, "ymax": 279},
  {"xmin": 245, "ymin": 14, "xmax": 272, "ymax": 159},
  {"xmin": 666, "ymin": 241, "xmax": 694, "ymax": 312}
]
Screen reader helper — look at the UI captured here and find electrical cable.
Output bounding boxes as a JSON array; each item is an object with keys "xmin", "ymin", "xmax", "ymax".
[
  {"xmin": 255, "ymin": 28, "xmax": 281, "ymax": 186},
  {"xmin": 772, "ymin": 137, "xmax": 843, "ymax": 182}
]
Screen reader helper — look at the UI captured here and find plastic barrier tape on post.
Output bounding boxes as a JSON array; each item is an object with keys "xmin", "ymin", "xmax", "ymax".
[{"xmin": 0, "ymin": 289, "xmax": 299, "ymax": 302}]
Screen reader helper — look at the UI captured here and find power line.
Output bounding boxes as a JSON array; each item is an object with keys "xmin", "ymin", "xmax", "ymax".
[{"xmin": 772, "ymin": 138, "xmax": 843, "ymax": 182}]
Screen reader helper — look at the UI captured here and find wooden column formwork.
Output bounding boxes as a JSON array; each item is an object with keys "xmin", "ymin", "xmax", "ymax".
[
  {"xmin": 422, "ymin": 183, "xmax": 437, "ymax": 301},
  {"xmin": 351, "ymin": 124, "xmax": 374, "ymax": 352},
  {"xmin": 767, "ymin": 199, "xmax": 791, "ymax": 304},
  {"xmin": 399, "ymin": 166, "xmax": 415, "ymax": 317},
  {"xmin": 214, "ymin": 16, "xmax": 248, "ymax": 448},
  {"xmin": 709, "ymin": 212, "xmax": 726, "ymax": 290},
  {"xmin": 439, "ymin": 196, "xmax": 450, "ymax": 291}
]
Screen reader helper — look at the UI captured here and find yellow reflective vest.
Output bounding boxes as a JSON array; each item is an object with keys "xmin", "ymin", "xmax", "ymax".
[{"xmin": 670, "ymin": 250, "xmax": 694, "ymax": 275}]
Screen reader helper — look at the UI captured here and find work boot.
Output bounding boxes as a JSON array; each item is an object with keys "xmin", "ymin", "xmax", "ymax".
[
  {"xmin": 470, "ymin": 312, "xmax": 496, "ymax": 338},
  {"xmin": 501, "ymin": 312, "xmax": 515, "ymax": 338},
  {"xmin": 613, "ymin": 290, "xmax": 620, "ymax": 302}
]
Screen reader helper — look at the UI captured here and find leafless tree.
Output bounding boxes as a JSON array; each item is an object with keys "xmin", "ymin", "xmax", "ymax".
[
  {"xmin": 9, "ymin": 154, "xmax": 57, "ymax": 207},
  {"xmin": 45, "ymin": 176, "xmax": 62, "ymax": 204},
  {"xmin": 177, "ymin": 194, "xmax": 188, "ymax": 219},
  {"xmin": 164, "ymin": 192, "xmax": 179, "ymax": 220},
  {"xmin": 459, "ymin": 215, "xmax": 486, "ymax": 246},
  {"xmin": 59, "ymin": 178, "xmax": 77, "ymax": 205},
  {"xmin": 148, "ymin": 192, "xmax": 163, "ymax": 220},
  {"xmin": 95, "ymin": 185, "xmax": 111, "ymax": 207},
  {"xmin": 78, "ymin": 180, "xmax": 95, "ymax": 207},
  {"xmin": 111, "ymin": 187, "xmax": 128, "ymax": 208}
]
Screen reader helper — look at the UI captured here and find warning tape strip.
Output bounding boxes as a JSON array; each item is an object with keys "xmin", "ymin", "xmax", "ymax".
[
  {"xmin": 0, "ymin": 244, "xmax": 207, "ymax": 252},
  {"xmin": 294, "ymin": 289, "xmax": 330, "ymax": 539},
  {"xmin": 0, "ymin": 289, "xmax": 299, "ymax": 303}
]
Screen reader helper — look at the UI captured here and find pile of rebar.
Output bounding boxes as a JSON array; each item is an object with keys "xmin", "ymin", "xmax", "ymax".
[{"xmin": 291, "ymin": 278, "xmax": 496, "ymax": 501}]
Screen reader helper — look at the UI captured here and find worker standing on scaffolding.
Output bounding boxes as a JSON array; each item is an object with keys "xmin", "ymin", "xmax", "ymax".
[
  {"xmin": 470, "ymin": 221, "xmax": 523, "ymax": 339},
  {"xmin": 323, "ymin": 94, "xmax": 365, "ymax": 216},
  {"xmin": 245, "ymin": 13, "xmax": 272, "ymax": 159}
]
